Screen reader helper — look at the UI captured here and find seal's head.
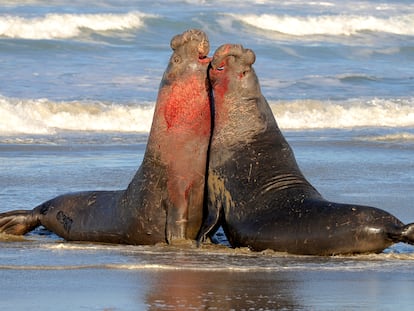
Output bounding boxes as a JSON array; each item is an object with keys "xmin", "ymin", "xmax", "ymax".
[
  {"xmin": 164, "ymin": 29, "xmax": 211, "ymax": 82},
  {"xmin": 209, "ymin": 44, "xmax": 259, "ymax": 100},
  {"xmin": 208, "ymin": 44, "xmax": 271, "ymax": 147}
]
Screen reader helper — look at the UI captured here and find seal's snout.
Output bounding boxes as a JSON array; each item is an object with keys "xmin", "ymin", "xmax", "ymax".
[
  {"xmin": 170, "ymin": 29, "xmax": 210, "ymax": 61},
  {"xmin": 197, "ymin": 37, "xmax": 210, "ymax": 59},
  {"xmin": 211, "ymin": 44, "xmax": 256, "ymax": 70}
]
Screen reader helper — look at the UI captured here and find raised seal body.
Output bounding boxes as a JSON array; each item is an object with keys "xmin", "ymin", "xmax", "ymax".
[
  {"xmin": 198, "ymin": 44, "xmax": 414, "ymax": 255},
  {"xmin": 0, "ymin": 29, "xmax": 211, "ymax": 245}
]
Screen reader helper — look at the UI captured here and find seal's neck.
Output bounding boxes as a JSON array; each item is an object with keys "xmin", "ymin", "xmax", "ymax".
[{"xmin": 213, "ymin": 94, "xmax": 266, "ymax": 145}]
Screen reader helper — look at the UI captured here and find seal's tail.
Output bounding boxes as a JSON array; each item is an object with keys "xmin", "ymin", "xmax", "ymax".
[{"xmin": 0, "ymin": 210, "xmax": 39, "ymax": 235}]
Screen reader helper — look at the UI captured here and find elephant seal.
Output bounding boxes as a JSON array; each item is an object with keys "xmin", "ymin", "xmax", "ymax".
[
  {"xmin": 197, "ymin": 44, "xmax": 414, "ymax": 255},
  {"xmin": 0, "ymin": 29, "xmax": 212, "ymax": 245}
]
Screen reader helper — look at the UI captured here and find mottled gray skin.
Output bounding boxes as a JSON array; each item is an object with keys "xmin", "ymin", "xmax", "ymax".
[
  {"xmin": 0, "ymin": 29, "xmax": 212, "ymax": 245},
  {"xmin": 197, "ymin": 44, "xmax": 414, "ymax": 255}
]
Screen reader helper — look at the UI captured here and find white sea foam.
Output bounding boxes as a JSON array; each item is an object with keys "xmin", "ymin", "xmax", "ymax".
[
  {"xmin": 270, "ymin": 98, "xmax": 414, "ymax": 129},
  {"xmin": 1, "ymin": 96, "xmax": 413, "ymax": 135},
  {"xmin": 0, "ymin": 96, "xmax": 154, "ymax": 134},
  {"xmin": 0, "ymin": 11, "xmax": 152, "ymax": 39},
  {"xmin": 230, "ymin": 13, "xmax": 414, "ymax": 36}
]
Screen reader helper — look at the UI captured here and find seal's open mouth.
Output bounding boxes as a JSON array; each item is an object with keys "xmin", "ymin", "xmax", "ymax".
[{"xmin": 198, "ymin": 55, "xmax": 211, "ymax": 63}]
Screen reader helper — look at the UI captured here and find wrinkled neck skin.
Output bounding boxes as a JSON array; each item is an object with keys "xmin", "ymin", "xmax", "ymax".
[{"xmin": 209, "ymin": 65, "xmax": 317, "ymax": 195}]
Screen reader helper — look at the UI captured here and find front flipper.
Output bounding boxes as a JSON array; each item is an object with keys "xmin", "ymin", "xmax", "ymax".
[
  {"xmin": 0, "ymin": 210, "xmax": 39, "ymax": 235},
  {"xmin": 165, "ymin": 203, "xmax": 188, "ymax": 244},
  {"xmin": 196, "ymin": 200, "xmax": 222, "ymax": 246}
]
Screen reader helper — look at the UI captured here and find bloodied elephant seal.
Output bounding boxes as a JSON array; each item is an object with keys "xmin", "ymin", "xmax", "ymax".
[{"xmin": 0, "ymin": 29, "xmax": 212, "ymax": 245}]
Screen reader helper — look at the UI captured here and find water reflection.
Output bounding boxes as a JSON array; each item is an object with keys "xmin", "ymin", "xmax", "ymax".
[{"xmin": 144, "ymin": 270, "xmax": 300, "ymax": 310}]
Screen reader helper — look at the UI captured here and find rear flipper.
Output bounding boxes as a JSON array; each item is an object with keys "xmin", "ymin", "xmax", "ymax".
[
  {"xmin": 196, "ymin": 201, "xmax": 222, "ymax": 246},
  {"xmin": 400, "ymin": 223, "xmax": 414, "ymax": 245},
  {"xmin": 388, "ymin": 223, "xmax": 414, "ymax": 245},
  {"xmin": 0, "ymin": 210, "xmax": 39, "ymax": 235}
]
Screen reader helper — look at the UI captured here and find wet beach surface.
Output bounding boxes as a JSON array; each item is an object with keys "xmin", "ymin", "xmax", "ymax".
[{"xmin": 1, "ymin": 133, "xmax": 414, "ymax": 310}]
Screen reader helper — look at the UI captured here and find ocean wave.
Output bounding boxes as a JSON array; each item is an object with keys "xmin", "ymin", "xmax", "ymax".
[
  {"xmin": 230, "ymin": 13, "xmax": 414, "ymax": 36},
  {"xmin": 270, "ymin": 98, "xmax": 414, "ymax": 129},
  {"xmin": 0, "ymin": 11, "xmax": 153, "ymax": 39},
  {"xmin": 0, "ymin": 96, "xmax": 154, "ymax": 134},
  {"xmin": 1, "ymin": 96, "xmax": 413, "ymax": 135},
  {"xmin": 357, "ymin": 132, "xmax": 414, "ymax": 143}
]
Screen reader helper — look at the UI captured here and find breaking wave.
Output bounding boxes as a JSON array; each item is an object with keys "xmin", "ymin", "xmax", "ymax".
[
  {"xmin": 0, "ymin": 11, "xmax": 153, "ymax": 39},
  {"xmin": 1, "ymin": 96, "xmax": 413, "ymax": 135},
  {"xmin": 0, "ymin": 96, "xmax": 154, "ymax": 134},
  {"xmin": 271, "ymin": 98, "xmax": 414, "ymax": 130},
  {"xmin": 230, "ymin": 13, "xmax": 414, "ymax": 36}
]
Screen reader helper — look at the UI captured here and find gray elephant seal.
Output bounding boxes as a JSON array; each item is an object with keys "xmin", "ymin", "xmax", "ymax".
[
  {"xmin": 197, "ymin": 44, "xmax": 414, "ymax": 255},
  {"xmin": 0, "ymin": 29, "xmax": 212, "ymax": 245}
]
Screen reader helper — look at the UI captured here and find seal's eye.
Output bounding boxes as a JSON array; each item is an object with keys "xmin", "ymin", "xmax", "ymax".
[{"xmin": 216, "ymin": 66, "xmax": 224, "ymax": 71}]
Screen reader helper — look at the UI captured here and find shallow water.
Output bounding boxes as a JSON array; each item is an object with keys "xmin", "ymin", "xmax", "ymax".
[
  {"xmin": 1, "ymin": 134, "xmax": 414, "ymax": 310},
  {"xmin": 1, "ymin": 239, "xmax": 414, "ymax": 311}
]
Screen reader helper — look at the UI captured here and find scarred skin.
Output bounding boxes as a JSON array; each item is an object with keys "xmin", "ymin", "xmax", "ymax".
[
  {"xmin": 0, "ymin": 29, "xmax": 211, "ymax": 245},
  {"xmin": 197, "ymin": 44, "xmax": 414, "ymax": 255}
]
